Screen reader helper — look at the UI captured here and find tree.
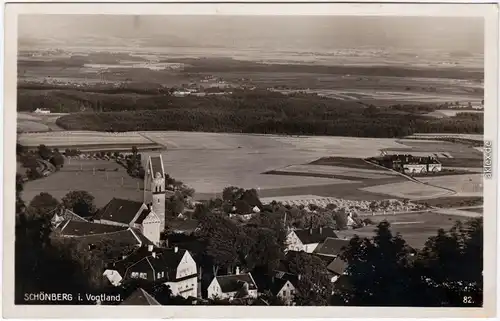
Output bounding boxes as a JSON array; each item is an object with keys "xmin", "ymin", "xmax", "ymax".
[
  {"xmin": 27, "ymin": 192, "xmax": 60, "ymax": 221},
  {"xmin": 61, "ymin": 190, "xmax": 97, "ymax": 218},
  {"xmin": 196, "ymin": 213, "xmax": 243, "ymax": 276},
  {"xmin": 334, "ymin": 210, "xmax": 349, "ymax": 230},
  {"xmin": 131, "ymin": 146, "xmax": 138, "ymax": 159},
  {"xmin": 414, "ymin": 218, "xmax": 483, "ymax": 307},
  {"xmin": 37, "ymin": 144, "xmax": 52, "ymax": 160},
  {"xmin": 235, "ymin": 199, "xmax": 252, "ymax": 214},
  {"xmin": 222, "ymin": 186, "xmax": 244, "ymax": 203},
  {"xmin": 335, "ymin": 221, "xmax": 414, "ymax": 306},
  {"xmin": 242, "ymin": 226, "xmax": 284, "ymax": 271},
  {"xmin": 50, "ymin": 152, "xmax": 65, "ymax": 170},
  {"xmin": 282, "ymin": 251, "xmax": 333, "ymax": 306}
]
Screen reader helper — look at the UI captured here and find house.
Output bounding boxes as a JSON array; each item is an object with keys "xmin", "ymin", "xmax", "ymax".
[
  {"xmin": 285, "ymin": 227, "xmax": 338, "ymax": 253},
  {"xmin": 53, "ymin": 219, "xmax": 153, "ymax": 249},
  {"xmin": 276, "ymin": 251, "xmax": 338, "ymax": 285},
  {"xmin": 93, "ymin": 198, "xmax": 161, "ymax": 245},
  {"xmin": 52, "ymin": 208, "xmax": 89, "ymax": 227},
  {"xmin": 313, "ymin": 237, "xmax": 350, "ymax": 258},
  {"xmin": 103, "ymin": 245, "xmax": 198, "ymax": 299},
  {"xmin": 207, "ymin": 268, "xmax": 258, "ymax": 300},
  {"xmin": 253, "ymin": 270, "xmax": 298, "ymax": 305},
  {"xmin": 120, "ymin": 288, "xmax": 161, "ymax": 305},
  {"xmin": 34, "ymin": 108, "xmax": 50, "ymax": 114},
  {"xmin": 326, "ymin": 257, "xmax": 349, "ymax": 282}
]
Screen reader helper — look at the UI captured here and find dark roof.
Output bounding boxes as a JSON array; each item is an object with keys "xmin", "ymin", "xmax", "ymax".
[
  {"xmin": 149, "ymin": 156, "xmax": 164, "ymax": 176},
  {"xmin": 253, "ymin": 270, "xmax": 298, "ymax": 296},
  {"xmin": 294, "ymin": 227, "xmax": 338, "ymax": 245},
  {"xmin": 120, "ymin": 288, "xmax": 160, "ymax": 305},
  {"xmin": 55, "ymin": 220, "xmax": 154, "ymax": 248},
  {"xmin": 135, "ymin": 209, "xmax": 151, "ymax": 224},
  {"xmin": 313, "ymin": 237, "xmax": 350, "ymax": 257},
  {"xmin": 326, "ymin": 257, "xmax": 348, "ymax": 275},
  {"xmin": 95, "ymin": 198, "xmax": 144, "ymax": 225},
  {"xmin": 111, "ymin": 246, "xmax": 188, "ymax": 282},
  {"xmin": 277, "ymin": 251, "xmax": 333, "ymax": 274},
  {"xmin": 61, "ymin": 209, "xmax": 89, "ymax": 222},
  {"xmin": 57, "ymin": 220, "xmax": 127, "ymax": 236},
  {"xmin": 130, "ymin": 228, "xmax": 154, "ymax": 246},
  {"xmin": 215, "ymin": 273, "xmax": 257, "ymax": 293}
]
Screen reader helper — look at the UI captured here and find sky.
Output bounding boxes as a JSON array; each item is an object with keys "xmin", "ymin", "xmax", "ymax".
[{"xmin": 18, "ymin": 15, "xmax": 484, "ymax": 54}]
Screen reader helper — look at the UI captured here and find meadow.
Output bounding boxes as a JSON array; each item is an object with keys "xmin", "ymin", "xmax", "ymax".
[
  {"xmin": 335, "ymin": 212, "xmax": 469, "ymax": 249},
  {"xmin": 22, "ymin": 158, "xmax": 143, "ymax": 208}
]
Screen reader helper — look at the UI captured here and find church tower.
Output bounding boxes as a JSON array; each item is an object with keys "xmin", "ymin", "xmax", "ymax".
[{"xmin": 144, "ymin": 155, "xmax": 166, "ymax": 231}]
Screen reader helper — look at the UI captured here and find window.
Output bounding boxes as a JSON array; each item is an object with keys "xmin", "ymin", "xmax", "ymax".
[
  {"xmin": 131, "ymin": 272, "xmax": 139, "ymax": 278},
  {"xmin": 157, "ymin": 273, "xmax": 161, "ymax": 279},
  {"xmin": 283, "ymin": 290, "xmax": 288, "ymax": 296},
  {"xmin": 291, "ymin": 290, "xmax": 295, "ymax": 296},
  {"xmin": 157, "ymin": 198, "xmax": 160, "ymax": 203},
  {"xmin": 139, "ymin": 273, "xmax": 147, "ymax": 279}
]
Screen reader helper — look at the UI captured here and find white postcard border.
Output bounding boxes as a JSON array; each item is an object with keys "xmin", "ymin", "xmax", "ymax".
[{"xmin": 2, "ymin": 2, "xmax": 498, "ymax": 318}]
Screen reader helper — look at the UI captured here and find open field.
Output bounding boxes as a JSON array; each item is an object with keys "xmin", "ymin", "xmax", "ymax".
[
  {"xmin": 18, "ymin": 130, "xmax": 162, "ymax": 151},
  {"xmin": 360, "ymin": 180, "xmax": 454, "ymax": 200},
  {"xmin": 335, "ymin": 212, "xmax": 470, "ymax": 249},
  {"xmin": 426, "ymin": 109, "xmax": 483, "ymax": 118},
  {"xmin": 267, "ymin": 164, "xmax": 397, "ymax": 180},
  {"xmin": 412, "ymin": 196, "xmax": 483, "ymax": 208},
  {"xmin": 405, "ymin": 133, "xmax": 484, "ymax": 142},
  {"xmin": 417, "ymin": 174, "xmax": 483, "ymax": 196},
  {"xmin": 17, "ymin": 112, "xmax": 67, "ymax": 132},
  {"xmin": 20, "ymin": 131, "xmax": 482, "ymax": 202},
  {"xmin": 22, "ymin": 159, "xmax": 143, "ymax": 208}
]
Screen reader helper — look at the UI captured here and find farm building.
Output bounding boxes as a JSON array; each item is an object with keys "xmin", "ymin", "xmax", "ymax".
[
  {"xmin": 34, "ymin": 108, "xmax": 51, "ymax": 114},
  {"xmin": 372, "ymin": 154, "xmax": 442, "ymax": 174}
]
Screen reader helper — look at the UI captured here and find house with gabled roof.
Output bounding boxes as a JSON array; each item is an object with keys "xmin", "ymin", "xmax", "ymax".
[
  {"xmin": 285, "ymin": 227, "xmax": 338, "ymax": 253},
  {"xmin": 207, "ymin": 268, "xmax": 258, "ymax": 301},
  {"xmin": 313, "ymin": 237, "xmax": 350, "ymax": 258},
  {"xmin": 52, "ymin": 208, "xmax": 89, "ymax": 228},
  {"xmin": 326, "ymin": 257, "xmax": 349, "ymax": 282},
  {"xmin": 103, "ymin": 245, "xmax": 198, "ymax": 299},
  {"xmin": 93, "ymin": 198, "xmax": 161, "ymax": 245},
  {"xmin": 53, "ymin": 219, "xmax": 153, "ymax": 249},
  {"xmin": 120, "ymin": 288, "xmax": 161, "ymax": 305},
  {"xmin": 253, "ymin": 270, "xmax": 298, "ymax": 305}
]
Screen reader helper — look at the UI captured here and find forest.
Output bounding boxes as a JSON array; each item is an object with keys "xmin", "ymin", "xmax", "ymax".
[{"xmin": 16, "ymin": 88, "xmax": 484, "ymax": 137}]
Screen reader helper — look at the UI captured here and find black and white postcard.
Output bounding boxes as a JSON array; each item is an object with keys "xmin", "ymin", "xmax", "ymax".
[{"xmin": 2, "ymin": 2, "xmax": 498, "ymax": 318}]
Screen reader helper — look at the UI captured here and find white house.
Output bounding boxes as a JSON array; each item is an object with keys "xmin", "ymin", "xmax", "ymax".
[
  {"xmin": 285, "ymin": 227, "xmax": 339, "ymax": 253},
  {"xmin": 103, "ymin": 245, "xmax": 198, "ymax": 299},
  {"xmin": 207, "ymin": 269, "xmax": 258, "ymax": 300},
  {"xmin": 34, "ymin": 108, "xmax": 50, "ymax": 114},
  {"xmin": 403, "ymin": 163, "xmax": 442, "ymax": 175}
]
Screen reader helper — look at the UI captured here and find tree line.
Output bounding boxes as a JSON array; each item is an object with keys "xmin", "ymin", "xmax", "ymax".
[{"xmin": 47, "ymin": 90, "xmax": 482, "ymax": 138}]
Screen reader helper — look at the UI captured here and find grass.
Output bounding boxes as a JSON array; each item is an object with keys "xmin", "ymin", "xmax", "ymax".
[
  {"xmin": 412, "ymin": 196, "xmax": 483, "ymax": 208},
  {"xmin": 22, "ymin": 159, "xmax": 144, "ymax": 208},
  {"xmin": 308, "ymin": 156, "xmax": 380, "ymax": 170},
  {"xmin": 336, "ymin": 212, "xmax": 468, "ymax": 249},
  {"xmin": 439, "ymin": 158, "xmax": 483, "ymax": 168}
]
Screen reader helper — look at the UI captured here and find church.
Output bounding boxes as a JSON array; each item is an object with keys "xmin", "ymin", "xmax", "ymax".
[{"xmin": 54, "ymin": 155, "xmax": 167, "ymax": 246}]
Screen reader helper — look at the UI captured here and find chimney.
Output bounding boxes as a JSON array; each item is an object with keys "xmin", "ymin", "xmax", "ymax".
[
  {"xmin": 148, "ymin": 244, "xmax": 154, "ymax": 252},
  {"xmin": 309, "ymin": 228, "xmax": 312, "ymax": 235},
  {"xmin": 152, "ymin": 252, "xmax": 156, "ymax": 258},
  {"xmin": 319, "ymin": 227, "xmax": 323, "ymax": 234},
  {"xmin": 235, "ymin": 267, "xmax": 240, "ymax": 275},
  {"xmin": 174, "ymin": 246, "xmax": 178, "ymax": 253},
  {"xmin": 298, "ymin": 274, "xmax": 301, "ymax": 281},
  {"xmin": 122, "ymin": 255, "xmax": 126, "ymax": 260}
]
